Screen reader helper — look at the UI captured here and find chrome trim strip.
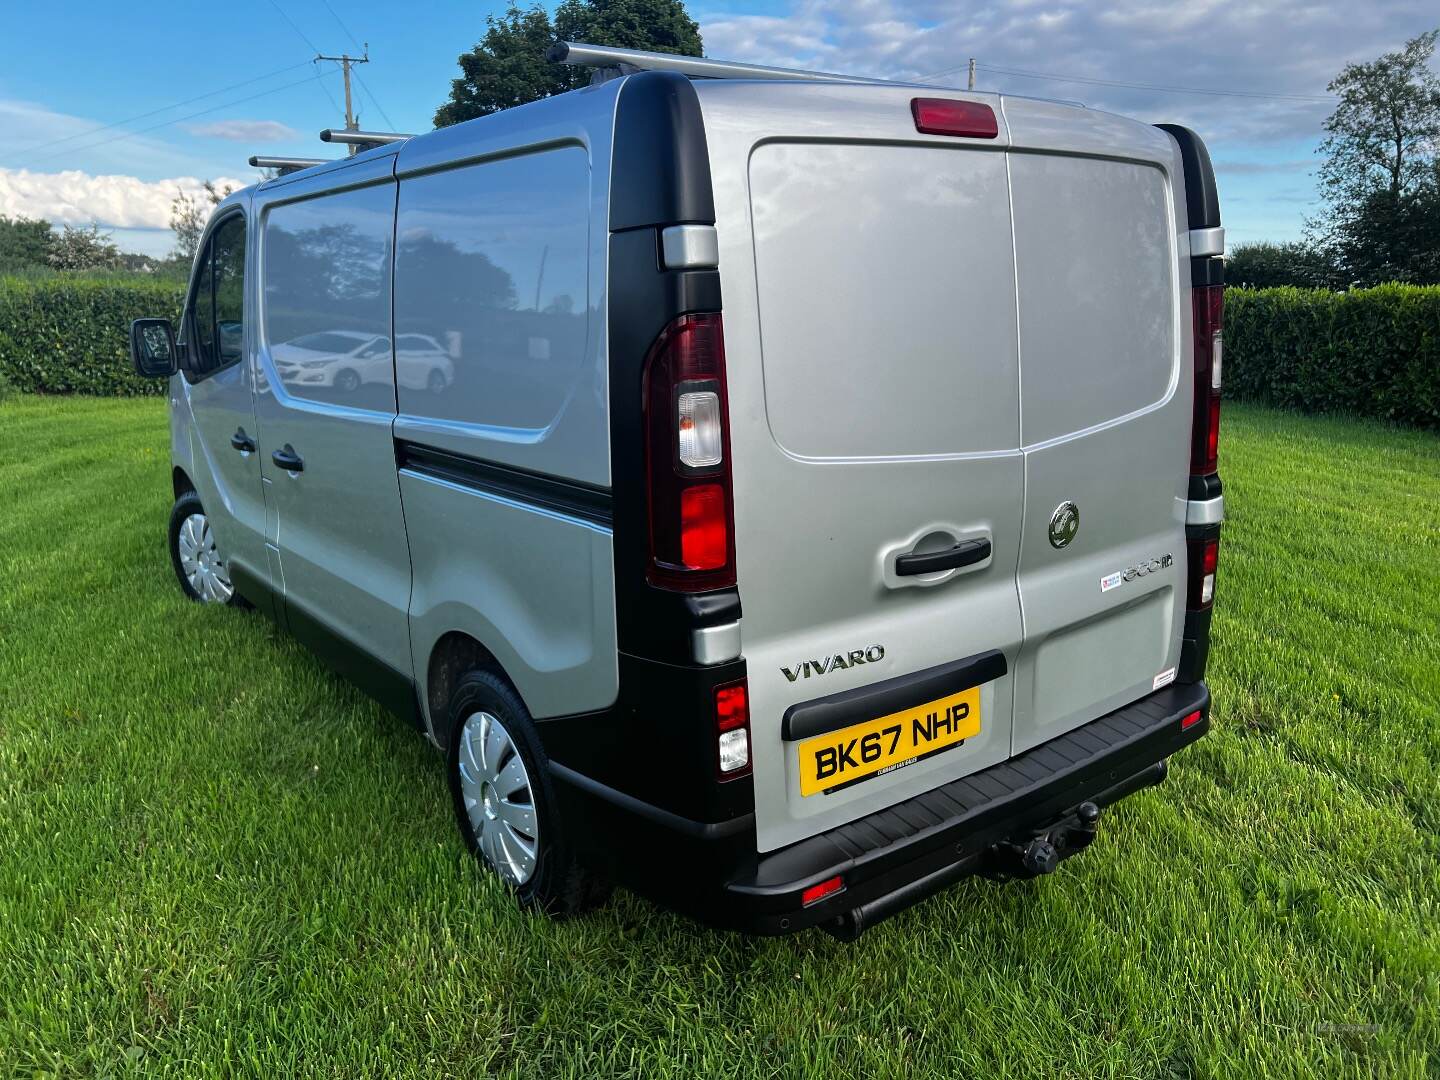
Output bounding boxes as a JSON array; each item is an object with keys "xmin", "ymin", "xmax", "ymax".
[
  {"xmin": 1185, "ymin": 495, "xmax": 1225, "ymax": 526},
  {"xmin": 693, "ymin": 620, "xmax": 742, "ymax": 665},
  {"xmin": 1188, "ymin": 226, "xmax": 1225, "ymax": 257}
]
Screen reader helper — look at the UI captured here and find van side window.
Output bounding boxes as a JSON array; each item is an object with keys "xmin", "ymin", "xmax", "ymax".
[
  {"xmin": 261, "ymin": 184, "xmax": 395, "ymax": 409},
  {"xmin": 393, "ymin": 147, "xmax": 589, "ymax": 430},
  {"xmin": 186, "ymin": 214, "xmax": 246, "ymax": 378}
]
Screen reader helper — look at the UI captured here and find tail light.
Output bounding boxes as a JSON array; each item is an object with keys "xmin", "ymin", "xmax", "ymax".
[
  {"xmin": 1186, "ymin": 536, "xmax": 1219, "ymax": 611},
  {"xmin": 1191, "ymin": 285, "xmax": 1224, "ymax": 475},
  {"xmin": 714, "ymin": 679, "xmax": 751, "ymax": 779},
  {"xmin": 643, "ymin": 313, "xmax": 736, "ymax": 591}
]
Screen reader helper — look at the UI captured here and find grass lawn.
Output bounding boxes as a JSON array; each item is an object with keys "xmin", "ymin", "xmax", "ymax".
[{"xmin": 1, "ymin": 394, "xmax": 1437, "ymax": 1078}]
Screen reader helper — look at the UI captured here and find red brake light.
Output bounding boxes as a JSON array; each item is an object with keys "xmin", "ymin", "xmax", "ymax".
[
  {"xmin": 1186, "ymin": 536, "xmax": 1220, "ymax": 611},
  {"xmin": 643, "ymin": 314, "xmax": 736, "ymax": 591},
  {"xmin": 911, "ymin": 98, "xmax": 998, "ymax": 139},
  {"xmin": 1191, "ymin": 285, "xmax": 1224, "ymax": 475},
  {"xmin": 801, "ymin": 875, "xmax": 845, "ymax": 907},
  {"xmin": 714, "ymin": 681, "xmax": 748, "ymax": 732}
]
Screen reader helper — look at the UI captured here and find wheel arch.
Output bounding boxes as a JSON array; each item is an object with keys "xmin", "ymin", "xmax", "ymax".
[
  {"xmin": 426, "ymin": 630, "xmax": 521, "ymax": 748},
  {"xmin": 172, "ymin": 466, "xmax": 196, "ymax": 499}
]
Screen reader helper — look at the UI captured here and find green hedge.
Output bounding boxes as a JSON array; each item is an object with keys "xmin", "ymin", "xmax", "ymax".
[
  {"xmin": 1226, "ymin": 284, "xmax": 1440, "ymax": 428},
  {"xmin": 0, "ymin": 276, "xmax": 184, "ymax": 396}
]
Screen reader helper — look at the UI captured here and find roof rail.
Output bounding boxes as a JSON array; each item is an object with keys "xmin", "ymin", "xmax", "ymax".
[
  {"xmin": 546, "ymin": 40, "xmax": 898, "ymax": 86},
  {"xmin": 318, "ymin": 128, "xmax": 416, "ymax": 152},
  {"xmin": 249, "ymin": 155, "xmax": 332, "ymax": 176}
]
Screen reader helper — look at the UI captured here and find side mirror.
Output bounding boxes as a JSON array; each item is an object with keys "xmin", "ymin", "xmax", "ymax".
[{"xmin": 130, "ymin": 318, "xmax": 179, "ymax": 378}]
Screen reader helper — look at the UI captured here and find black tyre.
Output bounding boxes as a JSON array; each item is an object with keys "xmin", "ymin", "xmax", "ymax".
[
  {"xmin": 335, "ymin": 368, "xmax": 361, "ymax": 393},
  {"xmin": 426, "ymin": 367, "xmax": 447, "ymax": 393},
  {"xmin": 446, "ymin": 669, "xmax": 610, "ymax": 916},
  {"xmin": 168, "ymin": 491, "xmax": 244, "ymax": 606}
]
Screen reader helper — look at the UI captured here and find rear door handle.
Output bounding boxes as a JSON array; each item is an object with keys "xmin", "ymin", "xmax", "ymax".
[
  {"xmin": 230, "ymin": 428, "xmax": 255, "ymax": 453},
  {"xmin": 895, "ymin": 538, "xmax": 991, "ymax": 576},
  {"xmin": 271, "ymin": 444, "xmax": 304, "ymax": 472}
]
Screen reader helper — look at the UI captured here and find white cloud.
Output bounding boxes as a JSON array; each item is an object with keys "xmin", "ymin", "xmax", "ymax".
[
  {"xmin": 696, "ymin": 0, "xmax": 1437, "ymax": 146},
  {"xmin": 186, "ymin": 119, "xmax": 299, "ymax": 142},
  {"xmin": 0, "ymin": 167, "xmax": 249, "ymax": 230}
]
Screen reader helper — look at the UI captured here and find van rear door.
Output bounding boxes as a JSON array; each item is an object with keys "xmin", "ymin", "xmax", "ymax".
[
  {"xmin": 700, "ymin": 83, "xmax": 1026, "ymax": 852},
  {"xmin": 1002, "ymin": 98, "xmax": 1190, "ymax": 754}
]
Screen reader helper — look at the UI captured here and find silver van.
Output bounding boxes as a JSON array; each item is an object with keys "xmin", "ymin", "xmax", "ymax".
[{"xmin": 130, "ymin": 43, "xmax": 1225, "ymax": 938}]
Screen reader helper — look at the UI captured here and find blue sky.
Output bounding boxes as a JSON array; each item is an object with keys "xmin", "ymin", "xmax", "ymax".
[{"xmin": 1, "ymin": 1, "xmax": 1434, "ymax": 256}]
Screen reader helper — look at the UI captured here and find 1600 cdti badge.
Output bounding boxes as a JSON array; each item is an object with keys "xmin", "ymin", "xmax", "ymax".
[{"xmin": 130, "ymin": 40, "xmax": 1223, "ymax": 937}]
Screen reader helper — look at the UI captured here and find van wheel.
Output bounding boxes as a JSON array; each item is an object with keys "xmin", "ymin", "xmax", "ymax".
[
  {"xmin": 168, "ymin": 492, "xmax": 241, "ymax": 606},
  {"xmin": 446, "ymin": 670, "xmax": 610, "ymax": 916}
]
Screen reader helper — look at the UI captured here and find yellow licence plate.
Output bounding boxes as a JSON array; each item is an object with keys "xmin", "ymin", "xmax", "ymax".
[{"xmin": 796, "ymin": 686, "xmax": 981, "ymax": 797}]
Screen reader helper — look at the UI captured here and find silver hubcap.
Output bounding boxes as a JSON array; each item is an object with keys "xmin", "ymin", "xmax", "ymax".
[
  {"xmin": 177, "ymin": 512, "xmax": 233, "ymax": 603},
  {"xmin": 457, "ymin": 711, "xmax": 538, "ymax": 885}
]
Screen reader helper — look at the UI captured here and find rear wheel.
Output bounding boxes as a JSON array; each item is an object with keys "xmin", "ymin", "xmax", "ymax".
[
  {"xmin": 446, "ymin": 670, "xmax": 610, "ymax": 916},
  {"xmin": 168, "ymin": 492, "xmax": 240, "ymax": 606}
]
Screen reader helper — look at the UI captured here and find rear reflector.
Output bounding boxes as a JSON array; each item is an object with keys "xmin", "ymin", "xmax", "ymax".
[
  {"xmin": 801, "ymin": 875, "xmax": 845, "ymax": 906},
  {"xmin": 911, "ymin": 98, "xmax": 999, "ymax": 139},
  {"xmin": 1181, "ymin": 710, "xmax": 1203, "ymax": 730}
]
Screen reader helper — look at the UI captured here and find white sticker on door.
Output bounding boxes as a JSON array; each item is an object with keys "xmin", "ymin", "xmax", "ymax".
[
  {"xmin": 1100, "ymin": 571, "xmax": 1124, "ymax": 593},
  {"xmin": 1153, "ymin": 667, "xmax": 1177, "ymax": 690}
]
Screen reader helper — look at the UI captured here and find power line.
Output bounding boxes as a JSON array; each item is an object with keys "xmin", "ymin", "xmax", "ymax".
[
  {"xmin": 265, "ymin": 0, "xmax": 322, "ymax": 54},
  {"xmin": 352, "ymin": 69, "xmax": 397, "ymax": 130},
  {"xmin": 976, "ymin": 62, "xmax": 1334, "ymax": 103},
  {"xmin": 13, "ymin": 60, "xmax": 314, "ymax": 156},
  {"xmin": 318, "ymin": 0, "xmax": 364, "ymax": 52},
  {"xmin": 31, "ymin": 72, "xmax": 327, "ymax": 164}
]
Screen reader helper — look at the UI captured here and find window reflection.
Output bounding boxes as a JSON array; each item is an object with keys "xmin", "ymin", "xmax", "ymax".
[
  {"xmin": 262, "ymin": 185, "xmax": 395, "ymax": 410},
  {"xmin": 394, "ymin": 146, "xmax": 589, "ymax": 430}
]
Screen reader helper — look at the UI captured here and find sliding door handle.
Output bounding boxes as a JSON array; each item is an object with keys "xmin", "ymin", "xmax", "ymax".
[
  {"xmin": 271, "ymin": 444, "xmax": 304, "ymax": 472},
  {"xmin": 895, "ymin": 538, "xmax": 991, "ymax": 577}
]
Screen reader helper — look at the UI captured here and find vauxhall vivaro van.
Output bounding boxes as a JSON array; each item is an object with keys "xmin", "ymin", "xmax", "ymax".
[{"xmin": 129, "ymin": 43, "xmax": 1225, "ymax": 938}]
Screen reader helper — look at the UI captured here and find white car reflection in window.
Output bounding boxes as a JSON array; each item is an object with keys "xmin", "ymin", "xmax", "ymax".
[{"xmin": 271, "ymin": 331, "xmax": 454, "ymax": 394}]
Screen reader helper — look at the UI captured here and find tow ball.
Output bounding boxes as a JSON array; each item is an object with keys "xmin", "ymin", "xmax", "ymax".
[{"xmin": 983, "ymin": 801, "xmax": 1101, "ymax": 881}]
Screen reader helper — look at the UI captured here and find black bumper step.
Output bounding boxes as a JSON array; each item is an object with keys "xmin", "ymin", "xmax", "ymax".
[{"xmin": 726, "ymin": 681, "xmax": 1211, "ymax": 935}]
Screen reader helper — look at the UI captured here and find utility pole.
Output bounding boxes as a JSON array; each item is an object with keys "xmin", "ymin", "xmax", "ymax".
[
  {"xmin": 315, "ymin": 46, "xmax": 370, "ymax": 154},
  {"xmin": 968, "ymin": 58, "xmax": 976, "ymax": 90}
]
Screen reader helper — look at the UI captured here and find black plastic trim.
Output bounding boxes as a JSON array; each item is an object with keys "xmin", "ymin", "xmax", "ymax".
[
  {"xmin": 549, "ymin": 761, "xmax": 754, "ymax": 840},
  {"xmin": 284, "ymin": 596, "xmax": 422, "ymax": 722},
  {"xmin": 1156, "ymin": 124, "xmax": 1220, "ymax": 230},
  {"xmin": 1188, "ymin": 472, "xmax": 1223, "ymax": 502},
  {"xmin": 609, "ymin": 71, "xmax": 715, "ymax": 231},
  {"xmin": 782, "ymin": 650, "xmax": 1008, "ymax": 742},
  {"xmin": 1191, "ymin": 255, "xmax": 1225, "ymax": 287},
  {"xmin": 1179, "ymin": 607, "xmax": 1214, "ymax": 684},
  {"xmin": 396, "ymin": 440, "xmax": 613, "ymax": 528}
]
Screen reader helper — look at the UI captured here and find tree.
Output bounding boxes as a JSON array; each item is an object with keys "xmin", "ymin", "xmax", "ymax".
[
  {"xmin": 46, "ymin": 223, "xmax": 120, "ymax": 272},
  {"xmin": 0, "ymin": 214, "xmax": 54, "ymax": 271},
  {"xmin": 1308, "ymin": 29, "xmax": 1440, "ymax": 284},
  {"xmin": 169, "ymin": 181, "xmax": 232, "ymax": 264},
  {"xmin": 434, "ymin": 0, "xmax": 703, "ymax": 128},
  {"xmin": 1226, "ymin": 241, "xmax": 1341, "ymax": 290}
]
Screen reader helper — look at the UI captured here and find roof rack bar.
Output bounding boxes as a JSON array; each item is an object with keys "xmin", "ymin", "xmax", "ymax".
[
  {"xmin": 546, "ymin": 40, "xmax": 898, "ymax": 86},
  {"xmin": 318, "ymin": 128, "xmax": 415, "ymax": 148},
  {"xmin": 249, "ymin": 155, "xmax": 332, "ymax": 176}
]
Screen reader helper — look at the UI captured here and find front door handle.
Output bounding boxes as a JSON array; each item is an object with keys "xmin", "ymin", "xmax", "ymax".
[
  {"xmin": 895, "ymin": 538, "xmax": 991, "ymax": 577},
  {"xmin": 230, "ymin": 428, "xmax": 255, "ymax": 453},
  {"xmin": 271, "ymin": 444, "xmax": 304, "ymax": 473}
]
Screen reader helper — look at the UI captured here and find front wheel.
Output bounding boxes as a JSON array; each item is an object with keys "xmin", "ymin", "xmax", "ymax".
[
  {"xmin": 446, "ymin": 670, "xmax": 610, "ymax": 916},
  {"xmin": 168, "ymin": 491, "xmax": 241, "ymax": 606}
]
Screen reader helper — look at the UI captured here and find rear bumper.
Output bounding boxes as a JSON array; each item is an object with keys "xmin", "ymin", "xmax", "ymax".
[{"xmin": 550, "ymin": 681, "xmax": 1210, "ymax": 936}]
